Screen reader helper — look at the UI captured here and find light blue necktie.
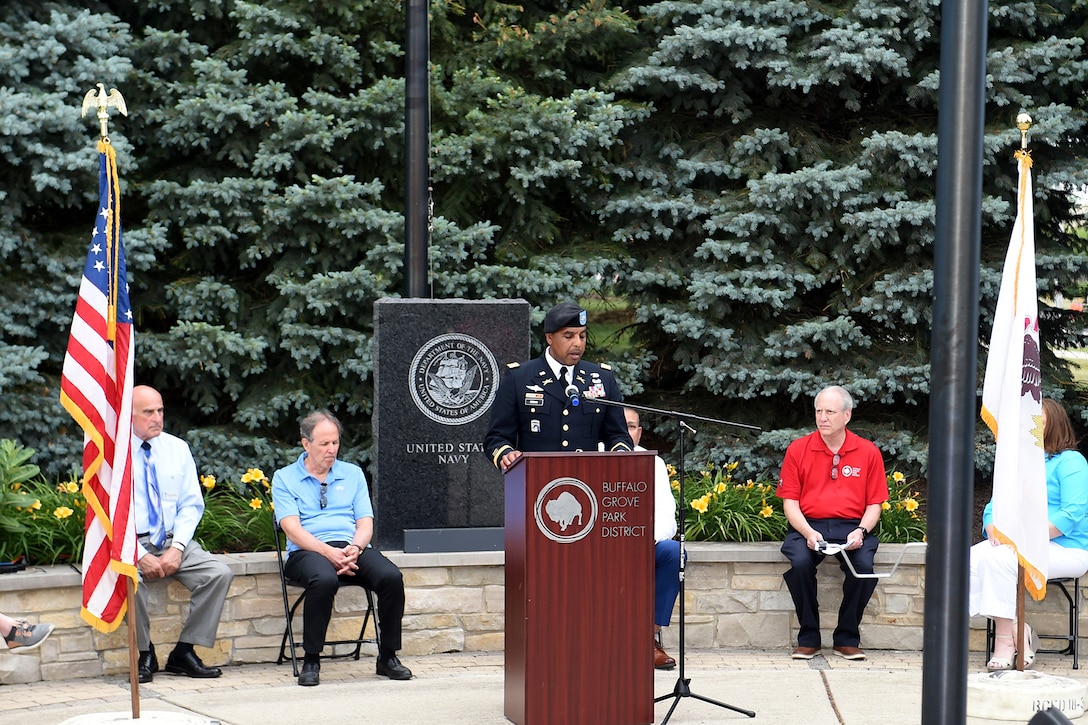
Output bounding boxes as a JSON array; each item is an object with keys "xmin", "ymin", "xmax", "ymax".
[{"xmin": 141, "ymin": 441, "xmax": 165, "ymax": 548}]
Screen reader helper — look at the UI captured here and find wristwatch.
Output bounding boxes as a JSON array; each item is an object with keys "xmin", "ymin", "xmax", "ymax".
[
  {"xmin": 856, "ymin": 525, "xmax": 869, "ymax": 538},
  {"xmin": 171, "ymin": 541, "xmax": 186, "ymax": 552}
]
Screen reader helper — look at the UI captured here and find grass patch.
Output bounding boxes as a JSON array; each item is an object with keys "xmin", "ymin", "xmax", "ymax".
[
  {"xmin": 1057, "ymin": 347, "xmax": 1088, "ymax": 386},
  {"xmin": 581, "ymin": 295, "xmax": 637, "ymax": 357}
]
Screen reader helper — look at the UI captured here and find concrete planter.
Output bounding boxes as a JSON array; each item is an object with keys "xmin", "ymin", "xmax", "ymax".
[{"xmin": 0, "ymin": 542, "xmax": 999, "ymax": 684}]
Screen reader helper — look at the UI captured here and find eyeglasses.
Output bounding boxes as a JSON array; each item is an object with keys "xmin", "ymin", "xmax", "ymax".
[
  {"xmin": 830, "ymin": 454, "xmax": 841, "ymax": 480},
  {"xmin": 320, "ymin": 481, "xmax": 328, "ymax": 510}
]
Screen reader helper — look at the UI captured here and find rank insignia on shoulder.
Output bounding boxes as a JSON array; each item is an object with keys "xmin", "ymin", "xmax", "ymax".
[
  {"xmin": 600, "ymin": 363, "xmax": 612, "ymax": 370},
  {"xmin": 507, "ymin": 362, "xmax": 520, "ymax": 368}
]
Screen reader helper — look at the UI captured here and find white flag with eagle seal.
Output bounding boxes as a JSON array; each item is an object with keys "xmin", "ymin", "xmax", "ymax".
[{"xmin": 980, "ymin": 147, "xmax": 1048, "ymax": 600}]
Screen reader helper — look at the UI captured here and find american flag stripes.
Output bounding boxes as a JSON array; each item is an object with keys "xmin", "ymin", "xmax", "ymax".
[{"xmin": 60, "ymin": 140, "xmax": 138, "ymax": 632}]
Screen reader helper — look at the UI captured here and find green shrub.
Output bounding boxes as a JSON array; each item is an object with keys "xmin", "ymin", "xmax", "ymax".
[
  {"xmin": 1, "ymin": 435, "xmax": 926, "ymax": 563},
  {"xmin": 3, "ymin": 476, "xmax": 87, "ymax": 564},
  {"xmin": 0, "ymin": 440, "xmax": 77, "ymax": 563},
  {"xmin": 876, "ymin": 471, "xmax": 927, "ymax": 543},
  {"xmin": 194, "ymin": 468, "xmax": 275, "ymax": 554},
  {"xmin": 0, "ymin": 442, "xmax": 277, "ymax": 563},
  {"xmin": 677, "ymin": 462, "xmax": 788, "ymax": 542},
  {"xmin": 676, "ymin": 462, "xmax": 926, "ymax": 544}
]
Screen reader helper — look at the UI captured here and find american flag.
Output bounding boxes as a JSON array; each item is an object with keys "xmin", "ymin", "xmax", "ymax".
[
  {"xmin": 60, "ymin": 140, "xmax": 138, "ymax": 632},
  {"xmin": 980, "ymin": 147, "xmax": 1048, "ymax": 600}
]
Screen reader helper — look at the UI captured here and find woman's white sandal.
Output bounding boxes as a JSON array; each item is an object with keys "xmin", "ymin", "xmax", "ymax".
[
  {"xmin": 987, "ymin": 633, "xmax": 1016, "ymax": 671},
  {"xmin": 1021, "ymin": 623, "xmax": 1040, "ymax": 669}
]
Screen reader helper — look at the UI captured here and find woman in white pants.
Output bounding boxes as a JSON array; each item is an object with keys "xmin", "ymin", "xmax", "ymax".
[{"xmin": 970, "ymin": 398, "xmax": 1088, "ymax": 671}]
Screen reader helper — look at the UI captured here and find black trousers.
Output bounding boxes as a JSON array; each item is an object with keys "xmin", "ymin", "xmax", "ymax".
[
  {"xmin": 780, "ymin": 518, "xmax": 879, "ymax": 648},
  {"xmin": 284, "ymin": 544, "xmax": 405, "ymax": 656}
]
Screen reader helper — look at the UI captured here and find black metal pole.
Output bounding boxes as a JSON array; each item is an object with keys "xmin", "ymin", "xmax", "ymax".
[
  {"xmin": 924, "ymin": 0, "xmax": 988, "ymax": 721},
  {"xmin": 598, "ymin": 400, "xmax": 758, "ymax": 720},
  {"xmin": 404, "ymin": 0, "xmax": 430, "ymax": 297}
]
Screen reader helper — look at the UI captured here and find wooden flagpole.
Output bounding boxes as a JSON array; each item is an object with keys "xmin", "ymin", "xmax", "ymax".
[
  {"xmin": 128, "ymin": 577, "xmax": 140, "ymax": 718},
  {"xmin": 1016, "ymin": 564, "xmax": 1026, "ymax": 671}
]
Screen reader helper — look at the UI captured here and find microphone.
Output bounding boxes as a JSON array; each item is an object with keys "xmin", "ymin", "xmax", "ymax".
[{"xmin": 564, "ymin": 384, "xmax": 581, "ymax": 407}]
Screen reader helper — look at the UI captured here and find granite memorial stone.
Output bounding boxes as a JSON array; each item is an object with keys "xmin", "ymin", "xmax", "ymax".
[{"xmin": 373, "ymin": 298, "xmax": 531, "ymax": 550}]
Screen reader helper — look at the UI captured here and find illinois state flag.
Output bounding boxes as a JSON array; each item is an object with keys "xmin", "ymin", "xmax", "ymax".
[
  {"xmin": 60, "ymin": 140, "xmax": 138, "ymax": 632},
  {"xmin": 980, "ymin": 148, "xmax": 1048, "ymax": 601}
]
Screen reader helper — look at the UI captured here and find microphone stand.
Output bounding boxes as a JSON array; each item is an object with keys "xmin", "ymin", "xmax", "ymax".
[{"xmin": 594, "ymin": 397, "xmax": 759, "ymax": 722}]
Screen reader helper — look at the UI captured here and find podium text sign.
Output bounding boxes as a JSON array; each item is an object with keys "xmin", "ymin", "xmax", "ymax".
[{"xmin": 504, "ymin": 451, "xmax": 655, "ymax": 725}]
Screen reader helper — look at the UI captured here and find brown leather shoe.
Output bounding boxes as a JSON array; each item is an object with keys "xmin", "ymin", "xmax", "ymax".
[
  {"xmin": 832, "ymin": 645, "xmax": 866, "ymax": 660},
  {"xmin": 791, "ymin": 646, "xmax": 820, "ymax": 659},
  {"xmin": 654, "ymin": 643, "xmax": 676, "ymax": 670}
]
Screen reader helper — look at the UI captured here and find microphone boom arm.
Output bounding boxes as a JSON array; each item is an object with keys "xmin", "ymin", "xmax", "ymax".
[{"xmin": 591, "ymin": 397, "xmax": 762, "ymax": 433}]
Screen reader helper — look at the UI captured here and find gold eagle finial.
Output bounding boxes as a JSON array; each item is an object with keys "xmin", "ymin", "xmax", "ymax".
[{"xmin": 81, "ymin": 83, "xmax": 128, "ymax": 141}]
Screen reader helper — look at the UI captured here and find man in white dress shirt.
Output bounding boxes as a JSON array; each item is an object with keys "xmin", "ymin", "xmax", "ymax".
[
  {"xmin": 131, "ymin": 385, "xmax": 233, "ymax": 683},
  {"xmin": 624, "ymin": 408, "xmax": 682, "ymax": 670}
]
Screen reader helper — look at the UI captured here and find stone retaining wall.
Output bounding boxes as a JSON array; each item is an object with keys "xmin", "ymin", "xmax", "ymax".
[{"xmin": 0, "ymin": 542, "xmax": 1066, "ymax": 684}]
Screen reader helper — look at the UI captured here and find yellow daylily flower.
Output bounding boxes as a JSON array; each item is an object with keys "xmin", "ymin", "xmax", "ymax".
[
  {"xmin": 760, "ymin": 503, "xmax": 774, "ymax": 518},
  {"xmin": 881, "ymin": 501, "xmax": 891, "ymax": 510},
  {"xmin": 691, "ymin": 494, "xmax": 711, "ymax": 514},
  {"xmin": 892, "ymin": 471, "xmax": 905, "ymax": 483},
  {"xmin": 240, "ymin": 468, "xmax": 266, "ymax": 484},
  {"xmin": 714, "ymin": 482, "xmax": 727, "ymax": 494},
  {"xmin": 248, "ymin": 497, "xmax": 263, "ymax": 510},
  {"xmin": 903, "ymin": 498, "xmax": 919, "ymax": 512},
  {"xmin": 200, "ymin": 475, "xmax": 216, "ymax": 491},
  {"xmin": 54, "ymin": 506, "xmax": 74, "ymax": 519}
]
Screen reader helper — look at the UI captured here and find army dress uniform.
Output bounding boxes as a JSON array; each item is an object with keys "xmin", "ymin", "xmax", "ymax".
[{"xmin": 484, "ymin": 356, "xmax": 632, "ymax": 468}]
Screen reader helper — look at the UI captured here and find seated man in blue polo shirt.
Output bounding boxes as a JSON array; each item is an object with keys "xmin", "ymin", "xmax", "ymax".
[{"xmin": 271, "ymin": 409, "xmax": 412, "ymax": 686}]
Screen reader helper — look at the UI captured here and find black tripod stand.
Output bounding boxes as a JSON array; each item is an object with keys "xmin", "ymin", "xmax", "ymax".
[{"xmin": 597, "ymin": 398, "xmax": 759, "ymax": 722}]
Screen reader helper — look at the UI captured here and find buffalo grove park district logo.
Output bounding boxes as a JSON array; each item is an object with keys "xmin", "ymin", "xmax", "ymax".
[
  {"xmin": 409, "ymin": 333, "xmax": 499, "ymax": 425},
  {"xmin": 534, "ymin": 477, "xmax": 598, "ymax": 543}
]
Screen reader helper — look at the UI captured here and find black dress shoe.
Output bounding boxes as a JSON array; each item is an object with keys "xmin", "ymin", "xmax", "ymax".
[
  {"xmin": 164, "ymin": 649, "xmax": 222, "ymax": 678},
  {"xmin": 376, "ymin": 655, "xmax": 412, "ymax": 680},
  {"xmin": 298, "ymin": 660, "xmax": 320, "ymax": 687},
  {"xmin": 138, "ymin": 648, "xmax": 159, "ymax": 683}
]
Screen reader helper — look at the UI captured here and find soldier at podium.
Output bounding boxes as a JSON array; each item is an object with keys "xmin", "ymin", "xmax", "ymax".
[{"xmin": 484, "ymin": 301, "xmax": 633, "ymax": 470}]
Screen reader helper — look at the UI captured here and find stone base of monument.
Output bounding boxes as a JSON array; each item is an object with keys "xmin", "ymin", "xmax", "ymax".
[
  {"xmin": 403, "ymin": 526, "xmax": 504, "ymax": 553},
  {"xmin": 967, "ymin": 670, "xmax": 1086, "ymax": 721},
  {"xmin": 61, "ymin": 712, "xmax": 216, "ymax": 724}
]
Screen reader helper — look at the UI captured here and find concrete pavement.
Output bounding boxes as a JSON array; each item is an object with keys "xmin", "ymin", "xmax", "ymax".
[{"xmin": 5, "ymin": 648, "xmax": 1084, "ymax": 724}]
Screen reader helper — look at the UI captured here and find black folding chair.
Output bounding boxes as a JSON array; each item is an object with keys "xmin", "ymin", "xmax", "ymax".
[
  {"xmin": 985, "ymin": 577, "xmax": 1081, "ymax": 669},
  {"xmin": 273, "ymin": 517, "xmax": 379, "ymax": 676}
]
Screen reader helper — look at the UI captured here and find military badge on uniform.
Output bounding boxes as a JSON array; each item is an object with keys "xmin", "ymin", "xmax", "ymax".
[
  {"xmin": 530, "ymin": 420, "xmax": 541, "ymax": 433},
  {"xmin": 524, "ymin": 392, "xmax": 544, "ymax": 407},
  {"xmin": 586, "ymin": 384, "xmax": 606, "ymax": 399}
]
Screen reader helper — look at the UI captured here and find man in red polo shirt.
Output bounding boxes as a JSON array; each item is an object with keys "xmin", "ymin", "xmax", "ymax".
[{"xmin": 776, "ymin": 386, "xmax": 889, "ymax": 661}]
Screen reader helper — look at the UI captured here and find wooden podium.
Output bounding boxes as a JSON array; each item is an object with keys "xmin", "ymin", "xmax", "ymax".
[{"xmin": 504, "ymin": 451, "xmax": 656, "ymax": 725}]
